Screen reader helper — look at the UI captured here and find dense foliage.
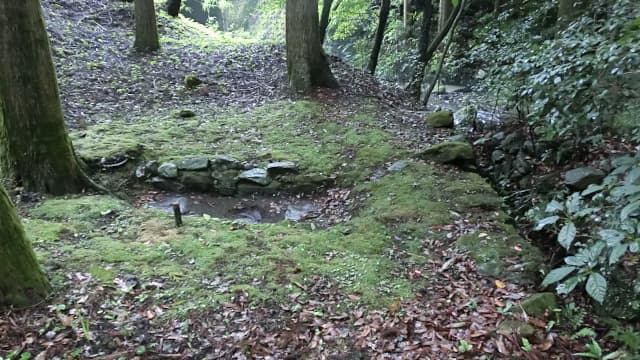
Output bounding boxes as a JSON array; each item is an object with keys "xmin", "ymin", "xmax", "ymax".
[
  {"xmin": 530, "ymin": 153, "xmax": 640, "ymax": 305},
  {"xmin": 467, "ymin": 0, "xmax": 639, "ymax": 161}
]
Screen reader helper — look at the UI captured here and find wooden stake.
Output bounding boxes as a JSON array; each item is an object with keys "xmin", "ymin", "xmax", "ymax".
[
  {"xmin": 404, "ymin": 0, "xmax": 408, "ymax": 26},
  {"xmin": 172, "ymin": 203, "xmax": 183, "ymax": 227}
]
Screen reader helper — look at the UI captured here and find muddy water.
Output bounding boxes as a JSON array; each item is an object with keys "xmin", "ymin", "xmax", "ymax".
[{"xmin": 144, "ymin": 192, "xmax": 321, "ymax": 224}]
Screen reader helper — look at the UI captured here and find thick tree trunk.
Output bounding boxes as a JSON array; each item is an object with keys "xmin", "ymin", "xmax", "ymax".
[
  {"xmin": 286, "ymin": 0, "xmax": 339, "ymax": 92},
  {"xmin": 0, "ymin": 185, "xmax": 50, "ymax": 307},
  {"xmin": 166, "ymin": 0, "xmax": 181, "ymax": 17},
  {"xmin": 319, "ymin": 0, "xmax": 334, "ymax": 44},
  {"xmin": 367, "ymin": 0, "xmax": 391, "ymax": 75},
  {"xmin": 438, "ymin": 0, "xmax": 452, "ymax": 33},
  {"xmin": 134, "ymin": 0, "xmax": 160, "ymax": 52},
  {"xmin": 0, "ymin": 0, "xmax": 90, "ymax": 195},
  {"xmin": 406, "ymin": 2, "xmax": 434, "ymax": 97}
]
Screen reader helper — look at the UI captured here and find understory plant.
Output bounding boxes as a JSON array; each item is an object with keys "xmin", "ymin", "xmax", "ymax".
[{"xmin": 530, "ymin": 152, "xmax": 640, "ymax": 303}]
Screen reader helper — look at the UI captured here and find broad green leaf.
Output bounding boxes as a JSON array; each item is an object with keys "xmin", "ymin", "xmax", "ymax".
[
  {"xmin": 609, "ymin": 244, "xmax": 628, "ymax": 265},
  {"xmin": 566, "ymin": 193, "xmax": 582, "ymax": 214},
  {"xmin": 581, "ymin": 184, "xmax": 604, "ymax": 196},
  {"xmin": 574, "ymin": 207, "xmax": 600, "ymax": 217},
  {"xmin": 558, "ymin": 222, "xmax": 577, "ymax": 249},
  {"xmin": 545, "ymin": 200, "xmax": 564, "ymax": 213},
  {"xmin": 620, "ymin": 200, "xmax": 640, "ymax": 221},
  {"xmin": 599, "ymin": 229, "xmax": 625, "ymax": 246},
  {"xmin": 585, "ymin": 272, "xmax": 607, "ymax": 304},
  {"xmin": 564, "ymin": 253, "xmax": 588, "ymax": 266},
  {"xmin": 624, "ymin": 167, "xmax": 640, "ymax": 185},
  {"xmin": 451, "ymin": 0, "xmax": 460, "ymax": 7},
  {"xmin": 587, "ymin": 242, "xmax": 606, "ymax": 263},
  {"xmin": 556, "ymin": 275, "xmax": 581, "ymax": 294},
  {"xmin": 542, "ymin": 266, "xmax": 577, "ymax": 286},
  {"xmin": 611, "ymin": 185, "xmax": 640, "ymax": 198},
  {"xmin": 535, "ymin": 216, "xmax": 560, "ymax": 231}
]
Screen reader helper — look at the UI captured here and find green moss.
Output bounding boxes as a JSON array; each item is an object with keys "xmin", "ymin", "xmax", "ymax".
[
  {"xmin": 29, "ymin": 195, "xmax": 129, "ymax": 222},
  {"xmin": 457, "ymin": 230, "xmax": 544, "ymax": 285},
  {"xmin": 22, "ymin": 219, "xmax": 72, "ymax": 243},
  {"xmin": 425, "ymin": 111, "xmax": 454, "ymax": 128},
  {"xmin": 420, "ymin": 141, "xmax": 475, "ymax": 164}
]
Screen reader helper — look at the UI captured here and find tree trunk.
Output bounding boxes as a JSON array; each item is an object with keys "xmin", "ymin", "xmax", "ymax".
[
  {"xmin": 0, "ymin": 0, "xmax": 90, "ymax": 195},
  {"xmin": 493, "ymin": 0, "xmax": 501, "ymax": 18},
  {"xmin": 406, "ymin": 0, "xmax": 459, "ymax": 99},
  {"xmin": 0, "ymin": 185, "xmax": 50, "ymax": 307},
  {"xmin": 286, "ymin": 0, "xmax": 339, "ymax": 92},
  {"xmin": 557, "ymin": 0, "xmax": 584, "ymax": 24},
  {"xmin": 166, "ymin": 0, "xmax": 181, "ymax": 17},
  {"xmin": 438, "ymin": 0, "xmax": 452, "ymax": 33},
  {"xmin": 319, "ymin": 0, "xmax": 334, "ymax": 44},
  {"xmin": 423, "ymin": 0, "xmax": 465, "ymax": 106},
  {"xmin": 367, "ymin": 0, "xmax": 391, "ymax": 75},
  {"xmin": 134, "ymin": 0, "xmax": 160, "ymax": 52}
]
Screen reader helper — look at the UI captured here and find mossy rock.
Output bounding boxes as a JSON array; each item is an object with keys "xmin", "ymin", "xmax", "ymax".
[
  {"xmin": 425, "ymin": 110, "xmax": 454, "ymax": 128},
  {"xmin": 184, "ymin": 75, "xmax": 202, "ymax": 89},
  {"xmin": 497, "ymin": 319, "xmax": 535, "ymax": 336},
  {"xmin": 457, "ymin": 230, "xmax": 545, "ymax": 285},
  {"xmin": 518, "ymin": 292, "xmax": 557, "ymax": 316},
  {"xmin": 419, "ymin": 141, "xmax": 475, "ymax": 164}
]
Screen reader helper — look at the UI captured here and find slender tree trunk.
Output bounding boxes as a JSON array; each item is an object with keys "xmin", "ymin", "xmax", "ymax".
[
  {"xmin": 406, "ymin": 1, "xmax": 434, "ymax": 97},
  {"xmin": 286, "ymin": 0, "xmax": 339, "ymax": 92},
  {"xmin": 367, "ymin": 0, "xmax": 391, "ymax": 75},
  {"xmin": 319, "ymin": 0, "xmax": 334, "ymax": 44},
  {"xmin": 134, "ymin": 0, "xmax": 160, "ymax": 52},
  {"xmin": 0, "ymin": 0, "xmax": 91, "ymax": 195},
  {"xmin": 438, "ymin": 0, "xmax": 452, "ymax": 33},
  {"xmin": 424, "ymin": 0, "xmax": 465, "ymax": 105},
  {"xmin": 0, "ymin": 185, "xmax": 50, "ymax": 307},
  {"xmin": 166, "ymin": 0, "xmax": 181, "ymax": 17},
  {"xmin": 557, "ymin": 0, "xmax": 586, "ymax": 24},
  {"xmin": 406, "ymin": 0, "xmax": 460, "ymax": 100},
  {"xmin": 493, "ymin": 0, "xmax": 501, "ymax": 18}
]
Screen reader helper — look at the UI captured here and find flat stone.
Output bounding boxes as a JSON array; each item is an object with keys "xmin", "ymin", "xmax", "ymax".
[
  {"xmin": 267, "ymin": 161, "xmax": 298, "ymax": 175},
  {"xmin": 388, "ymin": 161, "xmax": 408, "ymax": 172},
  {"xmin": 213, "ymin": 155, "xmax": 243, "ymax": 170},
  {"xmin": 497, "ymin": 319, "xmax": 535, "ymax": 337},
  {"xmin": 419, "ymin": 141, "xmax": 475, "ymax": 164},
  {"xmin": 176, "ymin": 157, "xmax": 209, "ymax": 171},
  {"xmin": 564, "ymin": 167, "xmax": 606, "ymax": 190},
  {"xmin": 238, "ymin": 168, "xmax": 270, "ymax": 186},
  {"xmin": 158, "ymin": 162, "xmax": 178, "ymax": 178},
  {"xmin": 285, "ymin": 203, "xmax": 320, "ymax": 221},
  {"xmin": 519, "ymin": 292, "xmax": 557, "ymax": 316}
]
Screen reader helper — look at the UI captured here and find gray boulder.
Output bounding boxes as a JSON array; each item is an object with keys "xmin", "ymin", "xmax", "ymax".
[
  {"xmin": 158, "ymin": 162, "xmax": 178, "ymax": 178},
  {"xmin": 267, "ymin": 161, "xmax": 298, "ymax": 175},
  {"xmin": 176, "ymin": 157, "xmax": 209, "ymax": 171},
  {"xmin": 564, "ymin": 167, "xmax": 606, "ymax": 190},
  {"xmin": 238, "ymin": 168, "xmax": 271, "ymax": 186}
]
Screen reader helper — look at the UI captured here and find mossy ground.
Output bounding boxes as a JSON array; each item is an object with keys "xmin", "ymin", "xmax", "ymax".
[{"xmin": 26, "ymin": 0, "xmax": 541, "ymax": 327}]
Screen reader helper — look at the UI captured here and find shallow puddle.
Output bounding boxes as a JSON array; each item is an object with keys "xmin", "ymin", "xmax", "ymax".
[{"xmin": 143, "ymin": 191, "xmax": 321, "ymax": 224}]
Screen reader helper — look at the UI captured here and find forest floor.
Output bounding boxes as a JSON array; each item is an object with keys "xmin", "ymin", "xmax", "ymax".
[{"xmin": 0, "ymin": 0, "xmax": 612, "ymax": 359}]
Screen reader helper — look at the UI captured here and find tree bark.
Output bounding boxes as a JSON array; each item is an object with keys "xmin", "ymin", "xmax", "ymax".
[
  {"xmin": 423, "ymin": 0, "xmax": 465, "ymax": 106},
  {"xmin": 166, "ymin": 0, "xmax": 181, "ymax": 17},
  {"xmin": 134, "ymin": 0, "xmax": 160, "ymax": 52},
  {"xmin": 367, "ymin": 0, "xmax": 391, "ymax": 75},
  {"xmin": 319, "ymin": 0, "xmax": 334, "ymax": 44},
  {"xmin": 286, "ymin": 0, "xmax": 339, "ymax": 92},
  {"xmin": 0, "ymin": 185, "xmax": 50, "ymax": 308},
  {"xmin": 438, "ymin": 0, "xmax": 452, "ymax": 33},
  {"xmin": 406, "ymin": 0, "xmax": 460, "ymax": 99},
  {"xmin": 0, "ymin": 0, "xmax": 91, "ymax": 195}
]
